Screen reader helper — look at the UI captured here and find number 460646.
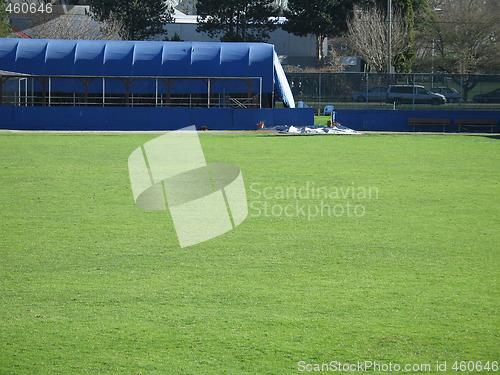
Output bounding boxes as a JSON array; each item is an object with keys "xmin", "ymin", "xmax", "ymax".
[
  {"xmin": 5, "ymin": 2, "xmax": 53, "ymax": 14},
  {"xmin": 452, "ymin": 361, "xmax": 498, "ymax": 372}
]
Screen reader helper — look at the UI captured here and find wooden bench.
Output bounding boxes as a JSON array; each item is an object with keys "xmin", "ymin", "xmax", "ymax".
[
  {"xmin": 455, "ymin": 119, "xmax": 498, "ymax": 133},
  {"xmin": 408, "ymin": 118, "xmax": 451, "ymax": 132}
]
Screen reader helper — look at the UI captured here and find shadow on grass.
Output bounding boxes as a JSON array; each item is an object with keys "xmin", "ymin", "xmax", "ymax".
[
  {"xmin": 483, "ymin": 134, "xmax": 500, "ymax": 140},
  {"xmin": 466, "ymin": 134, "xmax": 500, "ymax": 140}
]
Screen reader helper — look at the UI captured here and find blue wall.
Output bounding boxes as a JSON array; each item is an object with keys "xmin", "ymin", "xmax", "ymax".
[
  {"xmin": 2, "ymin": 106, "xmax": 498, "ymax": 132},
  {"xmin": 0, "ymin": 107, "xmax": 314, "ymax": 131},
  {"xmin": 336, "ymin": 109, "xmax": 500, "ymax": 132}
]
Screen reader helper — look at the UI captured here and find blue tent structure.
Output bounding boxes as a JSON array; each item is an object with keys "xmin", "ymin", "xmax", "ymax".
[
  {"xmin": 0, "ymin": 39, "xmax": 309, "ymax": 130},
  {"xmin": 0, "ymin": 39, "xmax": 277, "ymax": 98},
  {"xmin": 0, "ymin": 39, "xmax": 313, "ymax": 130}
]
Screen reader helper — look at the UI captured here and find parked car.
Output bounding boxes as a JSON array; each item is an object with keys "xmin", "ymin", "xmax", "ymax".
[
  {"xmin": 351, "ymin": 86, "xmax": 388, "ymax": 102},
  {"xmin": 473, "ymin": 88, "xmax": 500, "ymax": 103},
  {"xmin": 432, "ymin": 87, "xmax": 460, "ymax": 103},
  {"xmin": 386, "ymin": 85, "xmax": 446, "ymax": 105}
]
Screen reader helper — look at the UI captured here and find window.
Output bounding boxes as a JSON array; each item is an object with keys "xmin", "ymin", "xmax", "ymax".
[{"xmin": 392, "ymin": 87, "xmax": 412, "ymax": 94}]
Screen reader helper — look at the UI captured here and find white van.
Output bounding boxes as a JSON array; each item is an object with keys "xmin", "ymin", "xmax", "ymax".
[{"xmin": 386, "ymin": 85, "xmax": 446, "ymax": 105}]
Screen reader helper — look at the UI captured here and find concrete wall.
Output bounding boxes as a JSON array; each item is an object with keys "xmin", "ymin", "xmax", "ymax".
[{"xmin": 0, "ymin": 107, "xmax": 314, "ymax": 131}]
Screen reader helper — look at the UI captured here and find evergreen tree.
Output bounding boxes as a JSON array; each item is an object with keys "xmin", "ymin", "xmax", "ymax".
[
  {"xmin": 196, "ymin": 0, "xmax": 279, "ymax": 42},
  {"xmin": 0, "ymin": 2, "xmax": 11, "ymax": 37},
  {"xmin": 393, "ymin": 0, "xmax": 415, "ymax": 72},
  {"xmin": 283, "ymin": 0, "xmax": 354, "ymax": 60},
  {"xmin": 88, "ymin": 0, "xmax": 173, "ymax": 40}
]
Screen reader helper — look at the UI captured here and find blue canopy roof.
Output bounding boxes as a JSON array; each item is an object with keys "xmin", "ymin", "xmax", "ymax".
[
  {"xmin": 0, "ymin": 39, "xmax": 297, "ymax": 107},
  {"xmin": 0, "ymin": 39, "xmax": 275, "ymax": 92}
]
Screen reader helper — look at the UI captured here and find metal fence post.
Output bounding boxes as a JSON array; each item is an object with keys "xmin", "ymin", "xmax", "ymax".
[
  {"xmin": 412, "ymin": 73, "xmax": 416, "ymax": 110},
  {"xmin": 259, "ymin": 77, "xmax": 262, "ymax": 108},
  {"xmin": 319, "ymin": 72, "xmax": 322, "ymax": 115},
  {"xmin": 460, "ymin": 74, "xmax": 463, "ymax": 111},
  {"xmin": 366, "ymin": 72, "xmax": 369, "ymax": 107},
  {"xmin": 208, "ymin": 78, "xmax": 211, "ymax": 108}
]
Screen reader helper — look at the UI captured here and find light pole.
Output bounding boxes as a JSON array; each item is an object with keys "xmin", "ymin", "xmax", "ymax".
[
  {"xmin": 431, "ymin": 39, "xmax": 435, "ymax": 86},
  {"xmin": 431, "ymin": 9, "xmax": 441, "ymax": 88},
  {"xmin": 387, "ymin": 0, "xmax": 392, "ymax": 73}
]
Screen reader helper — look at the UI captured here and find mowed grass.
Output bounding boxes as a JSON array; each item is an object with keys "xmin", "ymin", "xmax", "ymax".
[{"xmin": 0, "ymin": 131, "xmax": 498, "ymax": 374}]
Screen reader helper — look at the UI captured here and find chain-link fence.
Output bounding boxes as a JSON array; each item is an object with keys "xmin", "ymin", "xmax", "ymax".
[{"xmin": 283, "ymin": 72, "xmax": 500, "ymax": 114}]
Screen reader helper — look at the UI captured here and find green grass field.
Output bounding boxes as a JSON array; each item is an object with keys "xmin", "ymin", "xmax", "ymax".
[{"xmin": 0, "ymin": 131, "xmax": 499, "ymax": 374}]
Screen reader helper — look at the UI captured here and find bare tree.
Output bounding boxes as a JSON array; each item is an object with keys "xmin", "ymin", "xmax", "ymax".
[
  {"xmin": 347, "ymin": 6, "xmax": 410, "ymax": 72},
  {"xmin": 176, "ymin": 0, "xmax": 197, "ymax": 14},
  {"xmin": 320, "ymin": 50, "xmax": 344, "ymax": 72},
  {"xmin": 426, "ymin": 0, "xmax": 499, "ymax": 74},
  {"xmin": 22, "ymin": 5, "xmax": 125, "ymax": 40},
  {"xmin": 413, "ymin": 0, "xmax": 500, "ymax": 100},
  {"xmin": 30, "ymin": 14, "xmax": 124, "ymax": 40},
  {"xmin": 11, "ymin": 1, "xmax": 124, "ymax": 40}
]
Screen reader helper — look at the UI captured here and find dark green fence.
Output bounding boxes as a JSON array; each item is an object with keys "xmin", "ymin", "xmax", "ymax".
[{"xmin": 283, "ymin": 72, "xmax": 500, "ymax": 114}]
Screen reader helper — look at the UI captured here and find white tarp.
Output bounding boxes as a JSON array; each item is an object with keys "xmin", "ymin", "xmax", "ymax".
[
  {"xmin": 282, "ymin": 125, "xmax": 360, "ymax": 135},
  {"xmin": 273, "ymin": 51, "xmax": 296, "ymax": 108}
]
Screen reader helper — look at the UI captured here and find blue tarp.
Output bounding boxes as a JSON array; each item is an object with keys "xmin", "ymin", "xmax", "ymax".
[{"xmin": 0, "ymin": 39, "xmax": 294, "ymax": 103}]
